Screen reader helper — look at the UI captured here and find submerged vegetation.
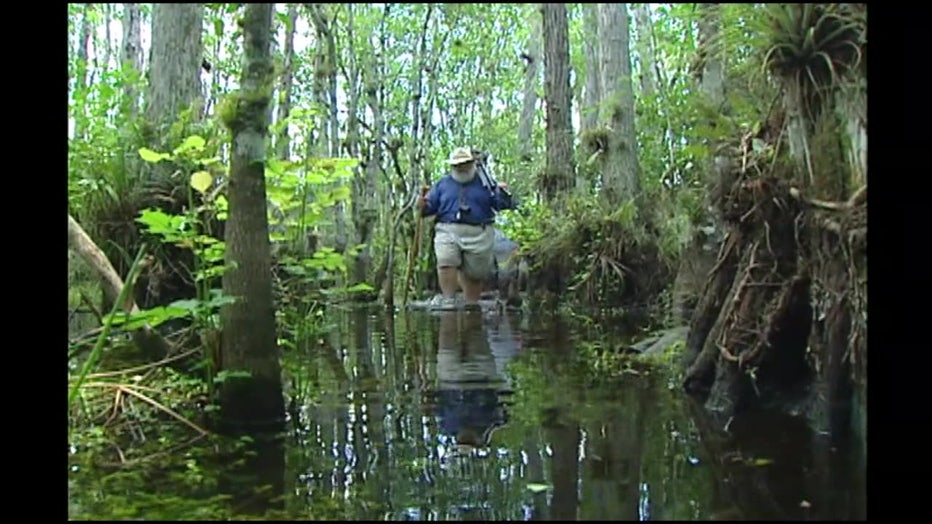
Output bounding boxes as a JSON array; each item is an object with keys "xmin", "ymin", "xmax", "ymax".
[{"xmin": 68, "ymin": 2, "xmax": 865, "ymax": 520}]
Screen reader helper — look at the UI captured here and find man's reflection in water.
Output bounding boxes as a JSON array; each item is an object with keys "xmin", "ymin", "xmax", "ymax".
[{"xmin": 428, "ymin": 310, "xmax": 516, "ymax": 450}]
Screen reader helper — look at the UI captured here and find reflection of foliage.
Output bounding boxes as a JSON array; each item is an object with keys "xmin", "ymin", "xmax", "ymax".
[{"xmin": 72, "ymin": 310, "xmax": 726, "ymax": 520}]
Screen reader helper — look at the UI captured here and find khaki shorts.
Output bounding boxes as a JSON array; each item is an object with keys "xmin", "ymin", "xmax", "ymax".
[{"xmin": 434, "ymin": 222, "xmax": 495, "ymax": 280}]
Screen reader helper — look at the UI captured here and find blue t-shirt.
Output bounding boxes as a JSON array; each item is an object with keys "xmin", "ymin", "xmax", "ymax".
[{"xmin": 422, "ymin": 174, "xmax": 515, "ymax": 225}]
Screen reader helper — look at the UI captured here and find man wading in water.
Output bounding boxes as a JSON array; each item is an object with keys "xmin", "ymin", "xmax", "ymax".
[{"xmin": 417, "ymin": 147, "xmax": 516, "ymax": 310}]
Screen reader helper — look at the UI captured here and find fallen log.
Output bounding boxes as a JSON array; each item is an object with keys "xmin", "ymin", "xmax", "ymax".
[
  {"xmin": 68, "ymin": 214, "xmax": 171, "ymax": 360},
  {"xmin": 629, "ymin": 325, "xmax": 689, "ymax": 356}
]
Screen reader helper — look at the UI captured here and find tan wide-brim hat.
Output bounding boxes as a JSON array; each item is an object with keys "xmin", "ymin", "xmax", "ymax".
[{"xmin": 447, "ymin": 147, "xmax": 475, "ymax": 166}]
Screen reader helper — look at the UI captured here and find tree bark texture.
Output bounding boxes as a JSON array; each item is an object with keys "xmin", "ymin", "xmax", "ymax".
[
  {"xmin": 598, "ymin": 3, "xmax": 641, "ymax": 207},
  {"xmin": 145, "ymin": 3, "xmax": 204, "ymax": 131},
  {"xmin": 540, "ymin": 3, "xmax": 576, "ymax": 204},
  {"xmin": 220, "ymin": 2, "xmax": 285, "ymax": 433}
]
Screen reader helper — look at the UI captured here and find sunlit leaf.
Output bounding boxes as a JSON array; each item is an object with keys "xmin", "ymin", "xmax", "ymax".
[
  {"xmin": 527, "ymin": 483, "xmax": 550, "ymax": 493},
  {"xmin": 174, "ymin": 135, "xmax": 207, "ymax": 156},
  {"xmin": 190, "ymin": 170, "xmax": 213, "ymax": 194},
  {"xmin": 751, "ymin": 458, "xmax": 774, "ymax": 466},
  {"xmin": 138, "ymin": 147, "xmax": 170, "ymax": 163}
]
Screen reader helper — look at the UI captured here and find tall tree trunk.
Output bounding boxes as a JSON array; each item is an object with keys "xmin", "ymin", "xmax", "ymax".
[
  {"xmin": 598, "ymin": 3, "xmax": 641, "ymax": 208},
  {"xmin": 352, "ymin": 6, "xmax": 387, "ymax": 287},
  {"xmin": 145, "ymin": 3, "xmax": 204, "ymax": 137},
  {"xmin": 121, "ymin": 3, "xmax": 144, "ymax": 118},
  {"xmin": 518, "ymin": 7, "xmax": 542, "ymax": 164},
  {"xmin": 219, "ymin": 2, "xmax": 285, "ymax": 433},
  {"xmin": 633, "ymin": 4, "xmax": 657, "ymax": 97},
  {"xmin": 275, "ymin": 4, "xmax": 298, "ymax": 160},
  {"xmin": 309, "ymin": 4, "xmax": 348, "ymax": 254},
  {"xmin": 580, "ymin": 3, "xmax": 601, "ymax": 132},
  {"xmin": 540, "ymin": 3, "xmax": 576, "ymax": 204},
  {"xmin": 103, "ymin": 3, "xmax": 113, "ymax": 71}
]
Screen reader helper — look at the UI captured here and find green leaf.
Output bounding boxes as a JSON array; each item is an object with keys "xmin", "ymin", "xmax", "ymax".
[
  {"xmin": 104, "ymin": 305, "xmax": 192, "ymax": 330},
  {"xmin": 167, "ymin": 299, "xmax": 201, "ymax": 311},
  {"xmin": 527, "ymin": 483, "xmax": 550, "ymax": 494},
  {"xmin": 136, "ymin": 208, "xmax": 186, "ymax": 237},
  {"xmin": 346, "ymin": 282, "xmax": 375, "ymax": 293},
  {"xmin": 173, "ymin": 135, "xmax": 207, "ymax": 156},
  {"xmin": 138, "ymin": 147, "xmax": 170, "ymax": 163},
  {"xmin": 190, "ymin": 170, "xmax": 213, "ymax": 194},
  {"xmin": 751, "ymin": 458, "xmax": 774, "ymax": 467},
  {"xmin": 215, "ymin": 195, "xmax": 229, "ymax": 220},
  {"xmin": 214, "ymin": 370, "xmax": 252, "ymax": 384},
  {"xmin": 751, "ymin": 138, "xmax": 766, "ymax": 153}
]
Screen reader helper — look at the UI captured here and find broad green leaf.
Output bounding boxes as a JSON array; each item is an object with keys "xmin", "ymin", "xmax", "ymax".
[
  {"xmin": 167, "ymin": 299, "xmax": 201, "ymax": 311},
  {"xmin": 174, "ymin": 135, "xmax": 206, "ymax": 156},
  {"xmin": 527, "ymin": 483, "xmax": 550, "ymax": 493},
  {"xmin": 138, "ymin": 147, "xmax": 170, "ymax": 163},
  {"xmin": 751, "ymin": 458, "xmax": 774, "ymax": 466},
  {"xmin": 346, "ymin": 282, "xmax": 375, "ymax": 293},
  {"xmin": 104, "ymin": 305, "xmax": 192, "ymax": 330},
  {"xmin": 190, "ymin": 170, "xmax": 213, "ymax": 194}
]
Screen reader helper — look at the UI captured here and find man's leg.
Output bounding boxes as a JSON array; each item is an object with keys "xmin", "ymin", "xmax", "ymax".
[
  {"xmin": 461, "ymin": 272, "xmax": 483, "ymax": 304},
  {"xmin": 438, "ymin": 266, "xmax": 459, "ymax": 296},
  {"xmin": 460, "ymin": 226, "xmax": 496, "ymax": 305},
  {"xmin": 433, "ymin": 224, "xmax": 462, "ymax": 308}
]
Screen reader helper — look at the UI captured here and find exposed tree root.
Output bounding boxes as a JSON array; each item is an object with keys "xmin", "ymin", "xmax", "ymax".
[{"xmin": 681, "ymin": 172, "xmax": 866, "ymax": 435}]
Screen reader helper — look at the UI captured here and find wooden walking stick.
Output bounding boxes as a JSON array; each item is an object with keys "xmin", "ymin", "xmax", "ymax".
[{"xmin": 403, "ymin": 185, "xmax": 431, "ymax": 306}]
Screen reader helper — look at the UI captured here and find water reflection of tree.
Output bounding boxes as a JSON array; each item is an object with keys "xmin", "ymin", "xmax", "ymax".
[{"xmin": 280, "ymin": 310, "xmax": 739, "ymax": 520}]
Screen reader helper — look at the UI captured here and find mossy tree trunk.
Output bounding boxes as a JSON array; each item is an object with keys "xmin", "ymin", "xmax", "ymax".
[
  {"xmin": 219, "ymin": 3, "xmax": 285, "ymax": 433},
  {"xmin": 597, "ymin": 3, "xmax": 641, "ymax": 209},
  {"xmin": 785, "ymin": 5, "xmax": 866, "ymax": 443},
  {"xmin": 540, "ymin": 3, "xmax": 576, "ymax": 204}
]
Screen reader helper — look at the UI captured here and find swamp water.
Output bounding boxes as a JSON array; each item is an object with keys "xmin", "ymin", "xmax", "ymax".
[{"xmin": 69, "ymin": 308, "xmax": 865, "ymax": 520}]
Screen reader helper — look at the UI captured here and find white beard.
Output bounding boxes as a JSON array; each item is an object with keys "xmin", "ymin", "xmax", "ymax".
[{"xmin": 451, "ymin": 167, "xmax": 476, "ymax": 184}]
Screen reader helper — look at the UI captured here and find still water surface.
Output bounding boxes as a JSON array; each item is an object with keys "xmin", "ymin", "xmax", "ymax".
[{"xmin": 73, "ymin": 307, "xmax": 866, "ymax": 520}]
